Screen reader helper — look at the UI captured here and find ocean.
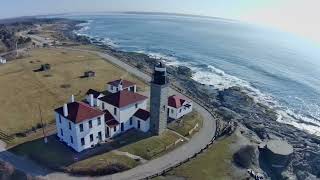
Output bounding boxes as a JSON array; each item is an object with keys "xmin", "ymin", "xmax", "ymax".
[{"xmin": 59, "ymin": 13, "xmax": 320, "ymax": 136}]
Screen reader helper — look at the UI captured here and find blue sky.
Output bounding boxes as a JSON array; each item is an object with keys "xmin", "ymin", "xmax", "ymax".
[
  {"xmin": 1, "ymin": 0, "xmax": 320, "ymax": 43},
  {"xmin": 0, "ymin": 0, "xmax": 272, "ymax": 19}
]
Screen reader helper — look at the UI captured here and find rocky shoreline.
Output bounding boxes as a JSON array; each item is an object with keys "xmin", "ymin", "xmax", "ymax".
[{"xmin": 61, "ymin": 19, "xmax": 320, "ymax": 179}]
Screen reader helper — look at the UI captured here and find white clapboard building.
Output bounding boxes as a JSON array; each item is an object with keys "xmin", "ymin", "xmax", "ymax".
[
  {"xmin": 98, "ymin": 83, "xmax": 150, "ymax": 137},
  {"xmin": 55, "ymin": 79, "xmax": 151, "ymax": 152},
  {"xmin": 54, "ymin": 99, "xmax": 105, "ymax": 152},
  {"xmin": 167, "ymin": 95, "xmax": 193, "ymax": 120}
]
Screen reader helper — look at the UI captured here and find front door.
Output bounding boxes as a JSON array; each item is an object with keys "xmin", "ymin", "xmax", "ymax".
[
  {"xmin": 137, "ymin": 120, "xmax": 141, "ymax": 129},
  {"xmin": 106, "ymin": 127, "xmax": 110, "ymax": 137},
  {"xmin": 121, "ymin": 123, "xmax": 124, "ymax": 132},
  {"xmin": 98, "ymin": 132, "xmax": 102, "ymax": 141}
]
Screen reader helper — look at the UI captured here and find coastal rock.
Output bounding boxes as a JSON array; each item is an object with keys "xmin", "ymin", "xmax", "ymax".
[{"xmin": 68, "ymin": 25, "xmax": 320, "ymax": 179}]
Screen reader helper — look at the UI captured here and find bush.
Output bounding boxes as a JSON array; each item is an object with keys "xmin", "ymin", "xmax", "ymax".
[
  {"xmin": 69, "ymin": 164, "xmax": 129, "ymax": 176},
  {"xmin": 36, "ymin": 123, "xmax": 43, "ymax": 129},
  {"xmin": 233, "ymin": 145, "xmax": 257, "ymax": 168}
]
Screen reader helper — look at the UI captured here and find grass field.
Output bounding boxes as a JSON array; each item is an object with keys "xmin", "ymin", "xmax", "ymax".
[
  {"xmin": 66, "ymin": 151, "xmax": 140, "ymax": 175},
  {"xmin": 156, "ymin": 135, "xmax": 236, "ymax": 180},
  {"xmin": 0, "ymin": 48, "xmax": 147, "ymax": 136},
  {"xmin": 115, "ymin": 130, "xmax": 183, "ymax": 160},
  {"xmin": 10, "ymin": 135, "xmax": 139, "ymax": 174},
  {"xmin": 10, "ymin": 135, "xmax": 75, "ymax": 169},
  {"xmin": 168, "ymin": 111, "xmax": 203, "ymax": 137},
  {"xmin": 10, "ymin": 130, "xmax": 182, "ymax": 173}
]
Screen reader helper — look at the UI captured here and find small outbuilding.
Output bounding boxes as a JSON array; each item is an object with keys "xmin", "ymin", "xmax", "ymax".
[
  {"xmin": 167, "ymin": 95, "xmax": 193, "ymax": 120},
  {"xmin": 41, "ymin": 64, "xmax": 51, "ymax": 71},
  {"xmin": 84, "ymin": 71, "xmax": 96, "ymax": 78},
  {"xmin": 0, "ymin": 57, "xmax": 6, "ymax": 64}
]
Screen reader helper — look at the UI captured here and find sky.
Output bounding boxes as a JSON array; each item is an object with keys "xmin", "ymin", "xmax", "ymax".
[{"xmin": 1, "ymin": 0, "xmax": 320, "ymax": 43}]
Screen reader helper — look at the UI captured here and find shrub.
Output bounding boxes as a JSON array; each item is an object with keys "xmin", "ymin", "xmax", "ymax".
[{"xmin": 233, "ymin": 145, "xmax": 257, "ymax": 168}]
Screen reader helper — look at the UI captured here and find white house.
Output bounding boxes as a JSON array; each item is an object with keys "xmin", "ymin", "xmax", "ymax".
[
  {"xmin": 107, "ymin": 79, "xmax": 136, "ymax": 93},
  {"xmin": 98, "ymin": 89, "xmax": 149, "ymax": 138},
  {"xmin": 0, "ymin": 57, "xmax": 6, "ymax": 64},
  {"xmin": 85, "ymin": 89, "xmax": 105, "ymax": 107},
  {"xmin": 167, "ymin": 95, "xmax": 193, "ymax": 120},
  {"xmin": 132, "ymin": 109, "xmax": 150, "ymax": 132},
  {"xmin": 54, "ymin": 101, "xmax": 106, "ymax": 152},
  {"xmin": 54, "ymin": 79, "xmax": 152, "ymax": 152}
]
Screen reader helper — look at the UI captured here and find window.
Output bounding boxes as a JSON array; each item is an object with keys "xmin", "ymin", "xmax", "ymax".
[
  {"xmin": 81, "ymin": 138, "xmax": 85, "ymax": 146},
  {"xmin": 130, "ymin": 118, "xmax": 133, "ymax": 125},
  {"xmin": 68, "ymin": 122, "xmax": 72, "ymax": 130},
  {"xmin": 97, "ymin": 117, "xmax": 101, "ymax": 125},
  {"xmin": 114, "ymin": 107, "xmax": 117, "ymax": 115},
  {"xmin": 59, "ymin": 115, "xmax": 62, "ymax": 123},
  {"xmin": 111, "ymin": 86, "xmax": 114, "ymax": 90},
  {"xmin": 70, "ymin": 136, "xmax": 73, "ymax": 144},
  {"xmin": 79, "ymin": 123, "xmax": 83, "ymax": 132},
  {"xmin": 60, "ymin": 129, "xmax": 63, "ymax": 136},
  {"xmin": 102, "ymin": 103, "xmax": 105, "ymax": 110},
  {"xmin": 135, "ymin": 103, "xmax": 138, "ymax": 108},
  {"xmin": 89, "ymin": 120, "xmax": 92, "ymax": 128},
  {"xmin": 171, "ymin": 109, "xmax": 174, "ymax": 114},
  {"xmin": 113, "ymin": 126, "xmax": 117, "ymax": 132},
  {"xmin": 90, "ymin": 134, "xmax": 94, "ymax": 142},
  {"xmin": 179, "ymin": 109, "xmax": 182, "ymax": 113}
]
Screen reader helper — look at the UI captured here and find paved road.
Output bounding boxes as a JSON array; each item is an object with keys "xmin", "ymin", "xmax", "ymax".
[{"xmin": 0, "ymin": 47, "xmax": 217, "ymax": 180}]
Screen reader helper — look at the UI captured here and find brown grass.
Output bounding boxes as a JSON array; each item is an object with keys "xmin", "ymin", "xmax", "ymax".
[{"xmin": 0, "ymin": 48, "xmax": 147, "ymax": 135}]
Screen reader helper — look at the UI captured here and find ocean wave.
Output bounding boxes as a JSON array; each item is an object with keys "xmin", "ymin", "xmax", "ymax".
[
  {"xmin": 147, "ymin": 52, "xmax": 177, "ymax": 62},
  {"xmin": 191, "ymin": 64, "xmax": 320, "ymax": 136}
]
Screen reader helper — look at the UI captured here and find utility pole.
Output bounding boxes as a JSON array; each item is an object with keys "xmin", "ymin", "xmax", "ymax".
[
  {"xmin": 38, "ymin": 104, "xmax": 48, "ymax": 144},
  {"xmin": 15, "ymin": 40, "xmax": 18, "ymax": 58}
]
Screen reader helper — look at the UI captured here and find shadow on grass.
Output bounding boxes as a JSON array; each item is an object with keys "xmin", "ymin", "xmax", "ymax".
[{"xmin": 6, "ymin": 129, "xmax": 151, "ymax": 176}]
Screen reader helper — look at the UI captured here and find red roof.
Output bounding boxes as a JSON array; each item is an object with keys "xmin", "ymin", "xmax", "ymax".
[
  {"xmin": 106, "ymin": 119, "xmax": 119, "ymax": 127},
  {"xmin": 168, "ymin": 95, "xmax": 187, "ymax": 108},
  {"xmin": 55, "ymin": 102, "xmax": 104, "ymax": 123},
  {"xmin": 107, "ymin": 79, "xmax": 136, "ymax": 89},
  {"xmin": 99, "ymin": 90, "xmax": 147, "ymax": 108},
  {"xmin": 133, "ymin": 109, "xmax": 150, "ymax": 121}
]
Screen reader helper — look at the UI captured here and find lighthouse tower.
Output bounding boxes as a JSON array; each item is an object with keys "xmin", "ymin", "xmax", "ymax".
[{"xmin": 150, "ymin": 62, "xmax": 169, "ymax": 135}]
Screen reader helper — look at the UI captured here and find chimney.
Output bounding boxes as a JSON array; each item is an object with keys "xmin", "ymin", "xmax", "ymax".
[
  {"xmin": 118, "ymin": 79, "xmax": 123, "ymax": 91},
  {"xmin": 89, "ymin": 94, "xmax": 94, "ymax": 107},
  {"xmin": 63, "ymin": 103, "xmax": 68, "ymax": 117},
  {"xmin": 70, "ymin": 94, "xmax": 75, "ymax": 103}
]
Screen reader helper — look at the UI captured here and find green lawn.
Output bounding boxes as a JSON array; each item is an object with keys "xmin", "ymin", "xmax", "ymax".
[
  {"xmin": 116, "ymin": 130, "xmax": 183, "ymax": 160},
  {"xmin": 10, "ymin": 135, "xmax": 75, "ymax": 169},
  {"xmin": 168, "ymin": 111, "xmax": 203, "ymax": 137},
  {"xmin": 66, "ymin": 152, "xmax": 140, "ymax": 175},
  {"xmin": 9, "ymin": 130, "xmax": 183, "ymax": 174},
  {"xmin": 160, "ymin": 134, "xmax": 236, "ymax": 180}
]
